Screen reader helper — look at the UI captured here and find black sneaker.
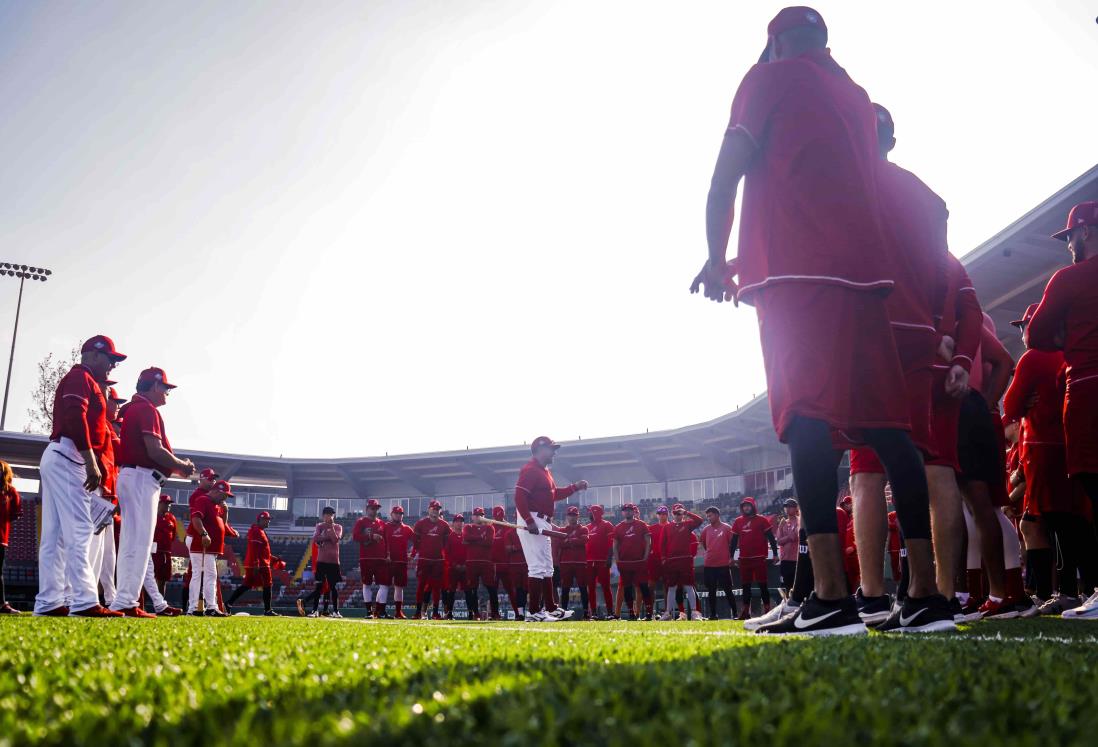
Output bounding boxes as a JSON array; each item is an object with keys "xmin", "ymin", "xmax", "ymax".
[
  {"xmin": 204, "ymin": 609, "xmax": 227, "ymax": 618},
  {"xmin": 263, "ymin": 609, "xmax": 281, "ymax": 617},
  {"xmin": 855, "ymin": 588, "xmax": 892, "ymax": 625},
  {"xmin": 890, "ymin": 594, "xmax": 957, "ymax": 634},
  {"xmin": 875, "ymin": 602, "xmax": 903, "ymax": 632},
  {"xmin": 755, "ymin": 593, "xmax": 866, "ymax": 637},
  {"xmin": 1012, "ymin": 595, "xmax": 1039, "ymax": 619},
  {"xmin": 949, "ymin": 596, "xmax": 965, "ymax": 624}
]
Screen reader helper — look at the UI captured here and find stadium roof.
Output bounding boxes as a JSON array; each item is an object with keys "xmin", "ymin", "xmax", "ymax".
[{"xmin": 2, "ymin": 164, "xmax": 1094, "ymax": 499}]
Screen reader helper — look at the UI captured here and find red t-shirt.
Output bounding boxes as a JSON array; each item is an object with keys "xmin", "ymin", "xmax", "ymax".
[
  {"xmin": 513, "ymin": 459, "xmax": 577, "ymax": 522},
  {"xmin": 413, "ymin": 517, "xmax": 452, "ymax": 561},
  {"xmin": 648, "ymin": 521, "xmax": 669, "ymax": 561},
  {"xmin": 384, "ymin": 521, "xmax": 414, "ymax": 562},
  {"xmin": 584, "ymin": 518, "xmax": 616, "ymax": 561},
  {"xmin": 444, "ymin": 531, "xmax": 467, "ymax": 566},
  {"xmin": 726, "ymin": 49, "xmax": 891, "ymax": 303},
  {"xmin": 700, "ymin": 522, "xmax": 734, "ymax": 567},
  {"xmin": 560, "ymin": 523, "xmax": 589, "ymax": 564},
  {"xmin": 662, "ymin": 513, "xmax": 703, "ymax": 559},
  {"xmin": 352, "ymin": 516, "xmax": 387, "ymax": 560},
  {"xmin": 491, "ymin": 525, "xmax": 510, "ymax": 564},
  {"xmin": 461, "ymin": 523, "xmax": 494, "ymax": 562},
  {"xmin": 0, "ymin": 486, "xmax": 21, "ymax": 546},
  {"xmin": 731, "ymin": 514, "xmax": 772, "ymax": 559},
  {"xmin": 117, "ymin": 394, "xmax": 174, "ymax": 471},
  {"xmin": 1003, "ymin": 349, "xmax": 1066, "ymax": 446},
  {"xmin": 49, "ymin": 364, "xmax": 107, "ymax": 453},
  {"xmin": 189, "ymin": 494, "xmax": 226, "ymax": 555},
  {"xmin": 1027, "ymin": 255, "xmax": 1098, "ymax": 384},
  {"xmin": 153, "ymin": 511, "xmax": 177, "ymax": 552},
  {"xmin": 612, "ymin": 520, "xmax": 650, "ymax": 562},
  {"xmin": 245, "ymin": 524, "xmax": 272, "ymax": 569}
]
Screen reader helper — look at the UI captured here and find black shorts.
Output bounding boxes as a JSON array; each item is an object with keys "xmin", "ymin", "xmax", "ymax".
[
  {"xmin": 779, "ymin": 560, "xmax": 797, "ymax": 589},
  {"xmin": 315, "ymin": 562, "xmax": 343, "ymax": 586},
  {"xmin": 957, "ymin": 391, "xmax": 1003, "ymax": 485},
  {"xmin": 702, "ymin": 566, "xmax": 732, "ymax": 590}
]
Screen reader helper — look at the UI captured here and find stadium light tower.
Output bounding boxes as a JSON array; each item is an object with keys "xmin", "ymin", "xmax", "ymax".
[{"xmin": 1, "ymin": 263, "xmax": 52, "ymax": 430}]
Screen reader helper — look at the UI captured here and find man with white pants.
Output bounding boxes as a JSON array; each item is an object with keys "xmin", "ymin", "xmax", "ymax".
[
  {"xmin": 34, "ymin": 335, "xmax": 127, "ymax": 618},
  {"xmin": 90, "ymin": 385, "xmax": 127, "ymax": 607},
  {"xmin": 111, "ymin": 367, "xmax": 194, "ymax": 618},
  {"xmin": 514, "ymin": 436, "xmax": 588, "ymax": 622},
  {"xmin": 187, "ymin": 481, "xmax": 233, "ymax": 616}
]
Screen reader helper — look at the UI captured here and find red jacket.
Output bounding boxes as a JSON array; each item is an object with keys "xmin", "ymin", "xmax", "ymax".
[
  {"xmin": 444, "ymin": 532, "xmax": 467, "ymax": 566},
  {"xmin": 0, "ymin": 486, "xmax": 21, "ymax": 547},
  {"xmin": 462, "ymin": 523, "xmax": 493, "ymax": 562},
  {"xmin": 352, "ymin": 516, "xmax": 387, "ymax": 560},
  {"xmin": 560, "ymin": 523, "xmax": 588, "ymax": 564}
]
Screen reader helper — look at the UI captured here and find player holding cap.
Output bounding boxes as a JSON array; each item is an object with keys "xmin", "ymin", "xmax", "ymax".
[
  {"xmin": 112, "ymin": 367, "xmax": 195, "ymax": 617},
  {"xmin": 34, "ymin": 335, "xmax": 127, "ymax": 618},
  {"xmin": 188, "ymin": 480, "xmax": 234, "ymax": 616},
  {"xmin": 693, "ymin": 7, "xmax": 953, "ymax": 634},
  {"xmin": 352, "ymin": 499, "xmax": 390, "ymax": 618},
  {"xmin": 514, "ymin": 436, "xmax": 588, "ymax": 622},
  {"xmin": 225, "ymin": 511, "xmax": 283, "ymax": 615},
  {"xmin": 413, "ymin": 500, "xmax": 451, "ymax": 620},
  {"xmin": 383, "ymin": 506, "xmax": 414, "ymax": 619},
  {"xmin": 1027, "ymin": 201, "xmax": 1098, "ymax": 619},
  {"xmin": 585, "ymin": 504, "xmax": 616, "ymax": 619},
  {"xmin": 612, "ymin": 503, "xmax": 653, "ymax": 621},
  {"xmin": 660, "ymin": 504, "xmax": 703, "ymax": 621}
]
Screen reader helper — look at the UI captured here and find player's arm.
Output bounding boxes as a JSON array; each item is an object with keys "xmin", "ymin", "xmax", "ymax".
[
  {"xmin": 56, "ymin": 383, "xmax": 102, "ymax": 490},
  {"xmin": 641, "ymin": 533, "xmax": 651, "ymax": 562},
  {"xmin": 980, "ymin": 326, "xmax": 1015, "ymax": 408},
  {"xmin": 191, "ymin": 511, "xmax": 210, "ymax": 548},
  {"xmin": 765, "ymin": 529, "xmax": 778, "ymax": 558},
  {"xmin": 729, "ymin": 533, "xmax": 739, "ymax": 560},
  {"xmin": 946, "ymin": 272, "xmax": 983, "ymax": 397},
  {"xmin": 141, "ymin": 434, "xmax": 193, "ymax": 477},
  {"xmin": 514, "ymin": 472, "xmax": 537, "ymax": 533},
  {"xmin": 1002, "ymin": 352, "xmax": 1035, "ymax": 421},
  {"xmin": 553, "ymin": 480, "xmax": 589, "ymax": 501},
  {"xmin": 1026, "ymin": 273, "xmax": 1071, "ymax": 351}
]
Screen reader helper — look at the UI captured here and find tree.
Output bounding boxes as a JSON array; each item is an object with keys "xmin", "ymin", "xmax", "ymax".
[{"xmin": 24, "ymin": 344, "xmax": 80, "ymax": 435}]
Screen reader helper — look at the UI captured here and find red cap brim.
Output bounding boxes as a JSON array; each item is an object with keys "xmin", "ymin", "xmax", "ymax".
[{"xmin": 1051, "ymin": 227, "xmax": 1072, "ymax": 241}]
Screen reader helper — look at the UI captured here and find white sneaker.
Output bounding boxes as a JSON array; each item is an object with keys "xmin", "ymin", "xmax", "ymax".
[
  {"xmin": 1062, "ymin": 588, "xmax": 1098, "ymax": 619},
  {"xmin": 306, "ymin": 611, "xmax": 320, "ymax": 618},
  {"xmin": 658, "ymin": 612, "xmax": 673, "ymax": 621},
  {"xmin": 547, "ymin": 608, "xmax": 574, "ymax": 620},
  {"xmin": 677, "ymin": 612, "xmax": 687, "ymax": 621},
  {"xmin": 330, "ymin": 611, "xmax": 343, "ymax": 619},
  {"xmin": 744, "ymin": 600, "xmax": 799, "ymax": 631},
  {"xmin": 525, "ymin": 611, "xmax": 547, "ymax": 622}
]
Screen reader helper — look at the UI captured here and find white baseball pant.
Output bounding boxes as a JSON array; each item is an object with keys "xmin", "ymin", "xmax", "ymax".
[
  {"xmin": 516, "ymin": 514, "xmax": 554, "ymax": 578},
  {"xmin": 110, "ymin": 467, "xmax": 161, "ymax": 611},
  {"xmin": 96, "ymin": 529, "xmax": 117, "ymax": 607},
  {"xmin": 142, "ymin": 555, "xmax": 169, "ymax": 612},
  {"xmin": 33, "ymin": 440, "xmax": 101, "ymax": 614},
  {"xmin": 187, "ymin": 551, "xmax": 218, "ymax": 612}
]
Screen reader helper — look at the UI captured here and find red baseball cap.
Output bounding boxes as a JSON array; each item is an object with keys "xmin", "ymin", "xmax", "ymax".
[
  {"xmin": 566, "ymin": 506, "xmax": 580, "ymax": 516},
  {"xmin": 452, "ymin": 513, "xmax": 464, "ymax": 522},
  {"xmin": 531, "ymin": 436, "xmax": 561, "ymax": 452},
  {"xmin": 1052, "ymin": 201, "xmax": 1098, "ymax": 241},
  {"xmin": 391, "ymin": 506, "xmax": 404, "ymax": 514},
  {"xmin": 159, "ymin": 494, "xmax": 173, "ymax": 504},
  {"xmin": 107, "ymin": 387, "xmax": 127, "ymax": 404},
  {"xmin": 137, "ymin": 367, "xmax": 177, "ymax": 389},
  {"xmin": 767, "ymin": 6, "xmax": 826, "ymax": 38},
  {"xmin": 873, "ymin": 103, "xmax": 894, "ymax": 133},
  {"xmin": 622, "ymin": 503, "xmax": 638, "ymax": 511},
  {"xmin": 257, "ymin": 511, "xmax": 271, "ymax": 520},
  {"xmin": 200, "ymin": 468, "xmax": 219, "ymax": 481},
  {"xmin": 428, "ymin": 500, "xmax": 442, "ymax": 509},
  {"xmin": 81, "ymin": 335, "xmax": 127, "ymax": 361},
  {"xmin": 493, "ymin": 505, "xmax": 506, "ymax": 519},
  {"xmin": 214, "ymin": 480, "xmax": 234, "ymax": 497},
  {"xmin": 472, "ymin": 507, "xmax": 486, "ymax": 516},
  {"xmin": 671, "ymin": 503, "xmax": 685, "ymax": 513},
  {"xmin": 1010, "ymin": 303, "xmax": 1040, "ymax": 328},
  {"xmin": 366, "ymin": 499, "xmax": 381, "ymax": 509}
]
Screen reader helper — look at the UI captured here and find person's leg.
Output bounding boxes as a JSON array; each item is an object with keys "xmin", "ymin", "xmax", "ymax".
[
  {"xmin": 961, "ymin": 482, "xmax": 1007, "ymax": 599},
  {"xmin": 739, "ymin": 572, "xmax": 752, "ymax": 618},
  {"xmin": 623, "ymin": 584, "xmax": 635, "ymax": 618},
  {"xmin": 639, "ymin": 583, "xmax": 653, "ymax": 617},
  {"xmin": 141, "ymin": 555, "xmax": 169, "ymax": 612},
  {"xmin": 785, "ymin": 416, "xmax": 847, "ymax": 600},
  {"xmin": 33, "ymin": 453, "xmax": 66, "ymax": 614},
  {"xmin": 414, "ymin": 572, "xmax": 428, "ymax": 616},
  {"xmin": 790, "ymin": 529, "xmax": 813, "ymax": 605},
  {"xmin": 613, "ymin": 582, "xmax": 624, "ymax": 618},
  {"xmin": 226, "ymin": 583, "xmax": 250, "ymax": 606},
  {"xmin": 665, "ymin": 585, "xmax": 677, "ymax": 617},
  {"xmin": 262, "ymin": 586, "xmax": 272, "ymax": 612},
  {"xmin": 187, "ymin": 552, "xmax": 203, "ymax": 613},
  {"xmin": 599, "ymin": 565, "xmax": 613, "ymax": 612},
  {"xmin": 758, "ymin": 579, "xmax": 771, "ymax": 611},
  {"xmin": 202, "ymin": 555, "xmax": 219, "ymax": 611},
  {"xmin": 375, "ymin": 583, "xmax": 389, "ymax": 615},
  {"xmin": 684, "ymin": 586, "xmax": 698, "ymax": 619},
  {"xmin": 702, "ymin": 567, "xmax": 718, "ymax": 619},
  {"xmin": 1021, "ymin": 516, "xmax": 1053, "ymax": 601},
  {"xmin": 851, "ymin": 471, "xmax": 888, "ymax": 597},
  {"xmin": 719, "ymin": 568, "xmax": 737, "ymax": 619},
  {"xmin": 926, "ymin": 465, "xmax": 964, "ymax": 600},
  {"xmin": 997, "ymin": 509, "xmax": 1026, "ymax": 602},
  {"xmin": 542, "ymin": 578, "xmax": 558, "ymax": 613},
  {"xmin": 585, "ymin": 563, "xmax": 599, "ymax": 616}
]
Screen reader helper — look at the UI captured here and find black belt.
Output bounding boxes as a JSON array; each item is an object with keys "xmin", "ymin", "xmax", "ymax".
[
  {"xmin": 120, "ymin": 465, "xmax": 167, "ymax": 484},
  {"xmin": 535, "ymin": 512, "xmax": 550, "ymax": 521}
]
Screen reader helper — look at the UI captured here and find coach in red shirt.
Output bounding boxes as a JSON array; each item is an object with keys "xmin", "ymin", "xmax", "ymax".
[
  {"xmin": 188, "ymin": 480, "xmax": 232, "ymax": 616},
  {"xmin": 660, "ymin": 505, "xmax": 703, "ymax": 620},
  {"xmin": 692, "ymin": 7, "xmax": 951, "ymax": 634},
  {"xmin": 226, "ymin": 511, "xmax": 282, "ymax": 616}
]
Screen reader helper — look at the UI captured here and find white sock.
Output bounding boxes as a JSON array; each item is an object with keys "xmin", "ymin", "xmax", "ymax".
[
  {"xmin": 685, "ymin": 586, "xmax": 698, "ymax": 611},
  {"xmin": 956, "ymin": 591, "xmax": 970, "ymax": 605},
  {"xmin": 377, "ymin": 586, "xmax": 388, "ymax": 604},
  {"xmin": 363, "ymin": 585, "xmax": 375, "ymax": 604},
  {"xmin": 394, "ymin": 587, "xmax": 404, "ymax": 602},
  {"xmin": 666, "ymin": 586, "xmax": 676, "ymax": 613}
]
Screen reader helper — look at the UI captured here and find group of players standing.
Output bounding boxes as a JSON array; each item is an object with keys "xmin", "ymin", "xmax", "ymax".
[{"xmin": 692, "ymin": 6, "xmax": 1098, "ymax": 635}]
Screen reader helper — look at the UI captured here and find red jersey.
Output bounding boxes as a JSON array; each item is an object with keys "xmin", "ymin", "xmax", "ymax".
[
  {"xmin": 189, "ymin": 494, "xmax": 226, "ymax": 555},
  {"xmin": 730, "ymin": 514, "xmax": 772, "ymax": 559},
  {"xmin": 584, "ymin": 518, "xmax": 616, "ymax": 562},
  {"xmin": 49, "ymin": 364, "xmax": 107, "ymax": 453},
  {"xmin": 461, "ymin": 523, "xmax": 494, "ymax": 562},
  {"xmin": 444, "ymin": 531, "xmax": 467, "ymax": 566},
  {"xmin": 413, "ymin": 517, "xmax": 452, "ymax": 561},
  {"xmin": 153, "ymin": 511, "xmax": 178, "ymax": 552},
  {"xmin": 0, "ymin": 486, "xmax": 21, "ymax": 547},
  {"xmin": 490, "ymin": 525, "xmax": 511, "ymax": 564},
  {"xmin": 700, "ymin": 522, "xmax": 734, "ymax": 567},
  {"xmin": 1027, "ymin": 255, "xmax": 1098, "ymax": 384},
  {"xmin": 937, "ymin": 255, "xmax": 983, "ymax": 374},
  {"xmin": 648, "ymin": 521, "xmax": 669, "ymax": 561},
  {"xmin": 726, "ymin": 49, "xmax": 891, "ymax": 303},
  {"xmin": 612, "ymin": 520, "xmax": 650, "ymax": 562},
  {"xmin": 351, "ymin": 516, "xmax": 387, "ymax": 560},
  {"xmin": 513, "ymin": 459, "xmax": 577, "ymax": 522},
  {"xmin": 560, "ymin": 523, "xmax": 588, "ymax": 564},
  {"xmin": 384, "ymin": 521, "xmax": 414, "ymax": 562},
  {"xmin": 662, "ymin": 513, "xmax": 703, "ymax": 559},
  {"xmin": 117, "ymin": 394, "xmax": 173, "ymax": 471},
  {"xmin": 1003, "ymin": 349, "xmax": 1066, "ymax": 446},
  {"xmin": 244, "ymin": 523, "xmax": 272, "ymax": 569}
]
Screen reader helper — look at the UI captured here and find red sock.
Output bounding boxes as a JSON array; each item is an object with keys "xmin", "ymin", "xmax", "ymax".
[
  {"xmin": 527, "ymin": 576, "xmax": 542, "ymax": 613},
  {"xmin": 965, "ymin": 569, "xmax": 986, "ymax": 601},
  {"xmin": 543, "ymin": 578, "xmax": 557, "ymax": 612},
  {"xmin": 1005, "ymin": 567, "xmax": 1025, "ymax": 601}
]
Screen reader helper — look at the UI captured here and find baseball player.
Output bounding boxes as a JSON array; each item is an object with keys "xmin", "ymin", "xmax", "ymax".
[
  {"xmin": 514, "ymin": 436, "xmax": 588, "ymax": 622},
  {"xmin": 612, "ymin": 503, "xmax": 653, "ymax": 620},
  {"xmin": 464, "ymin": 507, "xmax": 499, "ymax": 620},
  {"xmin": 225, "ymin": 511, "xmax": 283, "ymax": 615},
  {"xmin": 693, "ymin": 7, "xmax": 953, "ymax": 635},
  {"xmin": 94, "ymin": 385, "xmax": 128, "ymax": 607},
  {"xmin": 383, "ymin": 506, "xmax": 414, "ymax": 619},
  {"xmin": 412, "ymin": 500, "xmax": 451, "ymax": 620},
  {"xmin": 34, "ymin": 335, "xmax": 127, "ymax": 618},
  {"xmin": 584, "ymin": 504, "xmax": 615, "ymax": 619},
  {"xmin": 558, "ymin": 506, "xmax": 590, "ymax": 619},
  {"xmin": 300, "ymin": 506, "xmax": 344, "ymax": 618},
  {"xmin": 659, "ymin": 504, "xmax": 702, "ymax": 620},
  {"xmin": 647, "ymin": 506, "xmax": 670, "ymax": 616},
  {"xmin": 180, "ymin": 467, "xmax": 219, "ymax": 608},
  {"xmin": 491, "ymin": 506, "xmax": 525, "ymax": 619},
  {"xmin": 0, "ymin": 461, "xmax": 22, "ymax": 614},
  {"xmin": 352, "ymin": 499, "xmax": 389, "ymax": 618},
  {"xmin": 1026, "ymin": 200, "xmax": 1098, "ymax": 618},
  {"xmin": 700, "ymin": 507, "xmax": 737, "ymax": 620},
  {"xmin": 136, "ymin": 495, "xmax": 183, "ymax": 616},
  {"xmin": 188, "ymin": 480, "xmax": 234, "ymax": 616},
  {"xmin": 730, "ymin": 498, "xmax": 778, "ymax": 619},
  {"xmin": 443, "ymin": 514, "xmax": 467, "ymax": 619},
  {"xmin": 111, "ymin": 367, "xmax": 195, "ymax": 617}
]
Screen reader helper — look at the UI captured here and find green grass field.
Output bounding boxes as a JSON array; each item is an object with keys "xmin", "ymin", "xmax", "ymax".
[{"xmin": 2, "ymin": 616, "xmax": 1097, "ymax": 747}]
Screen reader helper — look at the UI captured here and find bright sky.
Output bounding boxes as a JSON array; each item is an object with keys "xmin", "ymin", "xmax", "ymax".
[{"xmin": 1, "ymin": 1, "xmax": 1095, "ymax": 458}]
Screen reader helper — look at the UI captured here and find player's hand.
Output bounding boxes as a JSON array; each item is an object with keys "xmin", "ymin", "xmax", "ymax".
[
  {"xmin": 202, "ymin": 535, "xmax": 211, "ymax": 549},
  {"xmin": 690, "ymin": 259, "xmax": 738, "ymax": 305},
  {"xmin": 83, "ymin": 460, "xmax": 102, "ymax": 492},
  {"xmin": 937, "ymin": 335, "xmax": 955, "ymax": 362},
  {"xmin": 525, "ymin": 520, "xmax": 539, "ymax": 535},
  {"xmin": 945, "ymin": 364, "xmax": 970, "ymax": 399},
  {"xmin": 575, "ymin": 480, "xmax": 589, "ymax": 491},
  {"xmin": 178, "ymin": 459, "xmax": 196, "ymax": 477}
]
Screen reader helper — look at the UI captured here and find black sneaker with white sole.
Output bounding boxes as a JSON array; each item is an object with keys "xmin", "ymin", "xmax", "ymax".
[
  {"xmin": 755, "ymin": 593, "xmax": 866, "ymax": 637},
  {"xmin": 888, "ymin": 594, "xmax": 957, "ymax": 633},
  {"xmin": 855, "ymin": 588, "xmax": 892, "ymax": 626}
]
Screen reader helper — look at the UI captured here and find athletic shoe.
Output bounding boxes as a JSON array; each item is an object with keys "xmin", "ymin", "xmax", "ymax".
[
  {"xmin": 978, "ymin": 598, "xmax": 1019, "ymax": 620},
  {"xmin": 119, "ymin": 606, "xmax": 157, "ymax": 619},
  {"xmin": 1062, "ymin": 589, "xmax": 1098, "ymax": 620},
  {"xmin": 874, "ymin": 602, "xmax": 903, "ymax": 633},
  {"xmin": 35, "ymin": 606, "xmax": 70, "ymax": 617},
  {"xmin": 890, "ymin": 595, "xmax": 957, "ymax": 634},
  {"xmin": 755, "ymin": 594, "xmax": 866, "ymax": 637},
  {"xmin": 547, "ymin": 608, "xmax": 574, "ymax": 621},
  {"xmin": 1037, "ymin": 594, "xmax": 1080, "ymax": 617},
  {"xmin": 395, "ymin": 609, "xmax": 407, "ymax": 620},
  {"xmin": 412, "ymin": 611, "xmax": 423, "ymax": 620},
  {"xmin": 157, "ymin": 606, "xmax": 183, "ymax": 617},
  {"xmin": 431, "ymin": 612, "xmax": 444, "ymax": 620},
  {"xmin": 71, "ymin": 605, "xmax": 125, "ymax": 618},
  {"xmin": 524, "ymin": 611, "xmax": 549, "ymax": 622},
  {"xmin": 0, "ymin": 603, "xmax": 19, "ymax": 615},
  {"xmin": 296, "ymin": 599, "xmax": 305, "ymax": 616},
  {"xmin": 744, "ymin": 599, "xmax": 800, "ymax": 631},
  {"xmin": 949, "ymin": 597, "xmax": 965, "ymax": 624},
  {"xmin": 855, "ymin": 588, "xmax": 892, "ymax": 626},
  {"xmin": 677, "ymin": 612, "xmax": 687, "ymax": 621},
  {"xmin": 190, "ymin": 611, "xmax": 205, "ymax": 617},
  {"xmin": 1013, "ymin": 595, "xmax": 1039, "ymax": 619},
  {"xmin": 263, "ymin": 609, "xmax": 281, "ymax": 616},
  {"xmin": 306, "ymin": 610, "xmax": 320, "ymax": 618},
  {"xmin": 658, "ymin": 612, "xmax": 673, "ymax": 621},
  {"xmin": 330, "ymin": 611, "xmax": 344, "ymax": 619},
  {"xmin": 736, "ymin": 607, "xmax": 751, "ymax": 621},
  {"xmin": 959, "ymin": 597, "xmax": 985, "ymax": 622},
  {"xmin": 204, "ymin": 609, "xmax": 227, "ymax": 618}
]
